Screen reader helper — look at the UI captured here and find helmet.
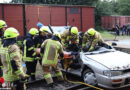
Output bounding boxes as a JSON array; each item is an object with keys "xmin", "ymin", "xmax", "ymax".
[
  {"xmin": 40, "ymin": 26, "xmax": 48, "ymax": 33},
  {"xmin": 4, "ymin": 27, "xmax": 19, "ymax": 39},
  {"xmin": 0, "ymin": 20, "xmax": 7, "ymax": 29},
  {"xmin": 53, "ymin": 32, "xmax": 61, "ymax": 40},
  {"xmin": 70, "ymin": 27, "xmax": 78, "ymax": 35},
  {"xmin": 29, "ymin": 28, "xmax": 39, "ymax": 35},
  {"xmin": 87, "ymin": 28, "xmax": 96, "ymax": 36}
]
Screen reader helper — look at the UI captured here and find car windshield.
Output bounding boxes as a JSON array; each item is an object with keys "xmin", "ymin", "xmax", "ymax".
[{"xmin": 83, "ymin": 47, "xmax": 116, "ymax": 55}]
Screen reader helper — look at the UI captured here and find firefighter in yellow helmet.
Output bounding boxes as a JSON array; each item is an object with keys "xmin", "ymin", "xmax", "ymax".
[
  {"xmin": 61, "ymin": 26, "xmax": 79, "ymax": 51},
  {"xmin": 0, "ymin": 20, "xmax": 7, "ymax": 87},
  {"xmin": 23, "ymin": 28, "xmax": 39, "ymax": 81},
  {"xmin": 34, "ymin": 26, "xmax": 49, "ymax": 65},
  {"xmin": 0, "ymin": 20, "xmax": 7, "ymax": 45},
  {"xmin": 82, "ymin": 28, "xmax": 111, "ymax": 52},
  {"xmin": 0, "ymin": 27, "xmax": 29, "ymax": 90},
  {"xmin": 41, "ymin": 32, "xmax": 64, "ymax": 88}
]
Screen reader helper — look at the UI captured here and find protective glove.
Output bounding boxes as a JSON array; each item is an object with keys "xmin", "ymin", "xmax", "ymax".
[
  {"xmin": 72, "ymin": 41, "xmax": 78, "ymax": 44},
  {"xmin": 106, "ymin": 45, "xmax": 112, "ymax": 49},
  {"xmin": 70, "ymin": 52, "xmax": 78, "ymax": 56},
  {"xmin": 20, "ymin": 73, "xmax": 30, "ymax": 79},
  {"xmin": 82, "ymin": 45, "xmax": 90, "ymax": 52},
  {"xmin": 34, "ymin": 57, "xmax": 41, "ymax": 60}
]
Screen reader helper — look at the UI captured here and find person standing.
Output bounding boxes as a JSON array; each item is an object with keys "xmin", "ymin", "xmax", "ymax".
[
  {"xmin": 115, "ymin": 24, "xmax": 120, "ymax": 36},
  {"xmin": 0, "ymin": 20, "xmax": 7, "ymax": 87},
  {"xmin": 41, "ymin": 32, "xmax": 64, "ymax": 87},
  {"xmin": 0, "ymin": 27, "xmax": 29, "ymax": 90},
  {"xmin": 122, "ymin": 25, "xmax": 127, "ymax": 35},
  {"xmin": 34, "ymin": 26, "xmax": 49, "ymax": 65},
  {"xmin": 23, "ymin": 28, "xmax": 39, "ymax": 81}
]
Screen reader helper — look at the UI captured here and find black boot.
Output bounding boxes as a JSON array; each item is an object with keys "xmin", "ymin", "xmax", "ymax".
[{"xmin": 31, "ymin": 75, "xmax": 36, "ymax": 81}]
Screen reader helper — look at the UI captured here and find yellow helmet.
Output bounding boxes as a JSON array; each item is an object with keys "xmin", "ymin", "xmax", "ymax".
[
  {"xmin": 53, "ymin": 32, "xmax": 61, "ymax": 40},
  {"xmin": 87, "ymin": 28, "xmax": 96, "ymax": 36},
  {"xmin": 0, "ymin": 20, "xmax": 7, "ymax": 29},
  {"xmin": 40, "ymin": 26, "xmax": 48, "ymax": 33},
  {"xmin": 4, "ymin": 27, "xmax": 19, "ymax": 39},
  {"xmin": 70, "ymin": 27, "xmax": 78, "ymax": 35},
  {"xmin": 29, "ymin": 28, "xmax": 39, "ymax": 35}
]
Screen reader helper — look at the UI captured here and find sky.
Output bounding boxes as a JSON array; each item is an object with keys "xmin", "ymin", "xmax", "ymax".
[{"xmin": 0, "ymin": 0, "xmax": 12, "ymax": 3}]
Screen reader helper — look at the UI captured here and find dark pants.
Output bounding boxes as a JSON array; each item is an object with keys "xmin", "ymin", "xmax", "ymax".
[
  {"xmin": 25, "ymin": 60, "xmax": 37, "ymax": 81},
  {"xmin": 5, "ymin": 80, "xmax": 25, "ymax": 90},
  {"xmin": 13, "ymin": 80, "xmax": 25, "ymax": 90},
  {"xmin": 0, "ymin": 68, "xmax": 3, "ymax": 77}
]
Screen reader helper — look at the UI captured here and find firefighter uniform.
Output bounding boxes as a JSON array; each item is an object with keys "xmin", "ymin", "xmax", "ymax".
[
  {"xmin": 23, "ymin": 28, "xmax": 39, "ymax": 81},
  {"xmin": 41, "ymin": 32, "xmax": 64, "ymax": 85},
  {"xmin": 34, "ymin": 26, "xmax": 48, "ymax": 65},
  {"xmin": 0, "ymin": 20, "xmax": 7, "ymax": 87},
  {"xmin": 0, "ymin": 27, "xmax": 28, "ymax": 90},
  {"xmin": 82, "ymin": 28, "xmax": 105, "ymax": 52},
  {"xmin": 61, "ymin": 27, "xmax": 79, "ymax": 49}
]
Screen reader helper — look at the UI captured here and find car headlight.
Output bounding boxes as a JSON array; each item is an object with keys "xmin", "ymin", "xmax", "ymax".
[{"xmin": 103, "ymin": 70, "xmax": 122, "ymax": 77}]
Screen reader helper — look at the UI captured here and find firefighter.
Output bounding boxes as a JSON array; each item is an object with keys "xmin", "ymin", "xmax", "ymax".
[
  {"xmin": 82, "ymin": 28, "xmax": 111, "ymax": 52},
  {"xmin": 0, "ymin": 27, "xmax": 29, "ymax": 90},
  {"xmin": 23, "ymin": 28, "xmax": 39, "ymax": 81},
  {"xmin": 61, "ymin": 26, "xmax": 79, "ymax": 51},
  {"xmin": 41, "ymin": 32, "xmax": 64, "ymax": 87},
  {"xmin": 0, "ymin": 20, "xmax": 7, "ymax": 87},
  {"xmin": 34, "ymin": 26, "xmax": 49, "ymax": 65},
  {"xmin": 0, "ymin": 20, "xmax": 7, "ymax": 45}
]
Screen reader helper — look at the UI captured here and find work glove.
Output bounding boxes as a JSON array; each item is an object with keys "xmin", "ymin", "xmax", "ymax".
[
  {"xmin": 106, "ymin": 45, "xmax": 112, "ymax": 49},
  {"xmin": 20, "ymin": 73, "xmax": 30, "ymax": 79},
  {"xmin": 82, "ymin": 45, "xmax": 90, "ymax": 52},
  {"xmin": 34, "ymin": 57, "xmax": 41, "ymax": 60},
  {"xmin": 70, "ymin": 52, "xmax": 78, "ymax": 56},
  {"xmin": 72, "ymin": 41, "xmax": 78, "ymax": 44}
]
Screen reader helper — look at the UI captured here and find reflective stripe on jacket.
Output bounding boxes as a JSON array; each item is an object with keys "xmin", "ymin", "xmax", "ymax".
[
  {"xmin": 23, "ymin": 40, "xmax": 35, "ymax": 62},
  {"xmin": 0, "ymin": 44, "xmax": 24, "ymax": 81},
  {"xmin": 61, "ymin": 30, "xmax": 79, "ymax": 47},
  {"xmin": 41, "ymin": 39, "xmax": 63, "ymax": 65},
  {"xmin": 82, "ymin": 31, "xmax": 105, "ymax": 51}
]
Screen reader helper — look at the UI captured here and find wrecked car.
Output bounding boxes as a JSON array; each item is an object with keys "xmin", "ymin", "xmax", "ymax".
[{"xmin": 62, "ymin": 47, "xmax": 130, "ymax": 89}]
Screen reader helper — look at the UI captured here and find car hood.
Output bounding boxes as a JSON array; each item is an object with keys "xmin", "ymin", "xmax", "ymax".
[{"xmin": 86, "ymin": 51, "xmax": 130, "ymax": 70}]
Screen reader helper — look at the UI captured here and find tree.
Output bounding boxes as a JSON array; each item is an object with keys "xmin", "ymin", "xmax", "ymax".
[{"xmin": 118, "ymin": 0, "xmax": 130, "ymax": 15}]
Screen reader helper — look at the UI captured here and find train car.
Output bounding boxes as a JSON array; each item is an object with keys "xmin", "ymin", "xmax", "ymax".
[
  {"xmin": 0, "ymin": 4, "xmax": 95, "ymax": 36},
  {"xmin": 101, "ymin": 15, "xmax": 130, "ymax": 30}
]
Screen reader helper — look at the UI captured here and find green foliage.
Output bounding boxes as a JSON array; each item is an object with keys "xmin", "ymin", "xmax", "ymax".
[
  {"xmin": 118, "ymin": 0, "xmax": 130, "ymax": 15},
  {"xmin": 22, "ymin": 0, "xmax": 99, "ymax": 5}
]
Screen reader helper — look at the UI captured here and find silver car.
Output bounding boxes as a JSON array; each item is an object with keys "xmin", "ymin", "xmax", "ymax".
[{"xmin": 66, "ymin": 47, "xmax": 130, "ymax": 89}]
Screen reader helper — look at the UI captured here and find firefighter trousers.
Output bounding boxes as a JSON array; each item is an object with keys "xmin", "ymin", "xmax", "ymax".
[
  {"xmin": 42, "ymin": 65, "xmax": 64, "ymax": 84},
  {"xmin": 5, "ymin": 80, "xmax": 26, "ymax": 90},
  {"xmin": 25, "ymin": 60, "xmax": 37, "ymax": 81}
]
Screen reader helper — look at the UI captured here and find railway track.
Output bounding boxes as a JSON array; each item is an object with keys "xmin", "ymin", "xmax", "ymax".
[{"xmin": 26, "ymin": 72, "xmax": 94, "ymax": 90}]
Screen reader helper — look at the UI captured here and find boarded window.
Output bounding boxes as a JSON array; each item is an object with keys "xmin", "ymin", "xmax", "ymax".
[{"xmin": 69, "ymin": 8, "xmax": 79, "ymax": 14}]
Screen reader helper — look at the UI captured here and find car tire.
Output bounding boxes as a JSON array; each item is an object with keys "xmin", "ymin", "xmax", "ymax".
[{"xmin": 83, "ymin": 69, "xmax": 97, "ymax": 86}]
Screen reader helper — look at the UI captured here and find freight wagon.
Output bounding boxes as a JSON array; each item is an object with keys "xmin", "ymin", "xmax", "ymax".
[
  {"xmin": 101, "ymin": 15, "xmax": 130, "ymax": 30},
  {"xmin": 0, "ymin": 3, "xmax": 95, "ymax": 36}
]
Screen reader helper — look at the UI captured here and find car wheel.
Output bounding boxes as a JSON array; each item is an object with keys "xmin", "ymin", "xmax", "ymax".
[{"xmin": 83, "ymin": 69, "xmax": 97, "ymax": 85}]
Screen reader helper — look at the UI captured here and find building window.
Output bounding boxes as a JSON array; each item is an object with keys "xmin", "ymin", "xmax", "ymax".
[{"xmin": 69, "ymin": 8, "xmax": 79, "ymax": 14}]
